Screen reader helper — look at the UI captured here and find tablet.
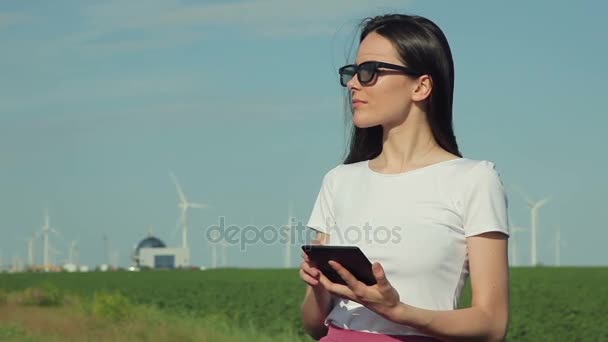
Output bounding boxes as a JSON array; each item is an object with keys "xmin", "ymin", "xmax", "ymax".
[{"xmin": 301, "ymin": 245, "xmax": 377, "ymax": 286}]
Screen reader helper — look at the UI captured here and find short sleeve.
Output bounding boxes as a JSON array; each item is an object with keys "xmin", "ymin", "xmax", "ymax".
[
  {"xmin": 462, "ymin": 161, "xmax": 510, "ymax": 238},
  {"xmin": 306, "ymin": 167, "xmax": 338, "ymax": 235}
]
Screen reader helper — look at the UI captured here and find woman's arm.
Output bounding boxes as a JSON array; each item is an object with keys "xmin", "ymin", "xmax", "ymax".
[
  {"xmin": 390, "ymin": 232, "xmax": 510, "ymax": 342},
  {"xmin": 300, "ymin": 232, "xmax": 333, "ymax": 340},
  {"xmin": 301, "ymin": 284, "xmax": 333, "ymax": 339},
  {"xmin": 320, "ymin": 231, "xmax": 509, "ymax": 341}
]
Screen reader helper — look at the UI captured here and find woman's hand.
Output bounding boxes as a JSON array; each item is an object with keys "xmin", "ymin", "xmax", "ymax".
[
  {"xmin": 299, "ymin": 236, "xmax": 334, "ymax": 340},
  {"xmin": 299, "ymin": 239, "xmax": 326, "ymax": 289},
  {"xmin": 319, "ymin": 261, "xmax": 402, "ymax": 320}
]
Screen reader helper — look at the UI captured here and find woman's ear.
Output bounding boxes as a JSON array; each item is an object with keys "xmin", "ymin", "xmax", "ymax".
[{"xmin": 411, "ymin": 75, "xmax": 433, "ymax": 102}]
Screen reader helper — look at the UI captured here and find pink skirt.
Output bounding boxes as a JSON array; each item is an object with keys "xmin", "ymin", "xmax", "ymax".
[{"xmin": 318, "ymin": 324, "xmax": 441, "ymax": 342}]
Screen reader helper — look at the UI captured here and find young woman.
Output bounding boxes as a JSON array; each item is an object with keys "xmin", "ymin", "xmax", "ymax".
[{"xmin": 299, "ymin": 14, "xmax": 510, "ymax": 342}]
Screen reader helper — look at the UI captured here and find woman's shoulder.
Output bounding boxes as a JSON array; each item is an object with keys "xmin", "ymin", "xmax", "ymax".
[
  {"xmin": 439, "ymin": 155, "xmax": 500, "ymax": 172},
  {"xmin": 325, "ymin": 160, "xmax": 367, "ymax": 176},
  {"xmin": 321, "ymin": 157, "xmax": 504, "ymax": 181},
  {"xmin": 315, "ymin": 160, "xmax": 367, "ymax": 189},
  {"xmin": 322, "ymin": 158, "xmax": 499, "ymax": 176},
  {"xmin": 449, "ymin": 158, "xmax": 506, "ymax": 191},
  {"xmin": 426, "ymin": 157, "xmax": 504, "ymax": 190},
  {"xmin": 457, "ymin": 158, "xmax": 502, "ymax": 175}
]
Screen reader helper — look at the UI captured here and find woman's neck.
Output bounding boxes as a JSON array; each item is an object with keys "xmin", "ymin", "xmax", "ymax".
[{"xmin": 372, "ymin": 114, "xmax": 444, "ymax": 173}]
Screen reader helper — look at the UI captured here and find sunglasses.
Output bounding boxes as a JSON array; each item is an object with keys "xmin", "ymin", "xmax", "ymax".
[{"xmin": 338, "ymin": 61, "xmax": 421, "ymax": 87}]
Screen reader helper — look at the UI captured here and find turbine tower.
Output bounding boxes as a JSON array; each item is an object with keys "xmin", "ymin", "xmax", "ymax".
[
  {"xmin": 508, "ymin": 223, "xmax": 526, "ymax": 267},
  {"xmin": 284, "ymin": 201, "xmax": 294, "ymax": 268},
  {"xmin": 554, "ymin": 225, "xmax": 566, "ymax": 266},
  {"xmin": 103, "ymin": 234, "xmax": 109, "ymax": 266},
  {"xmin": 42, "ymin": 210, "xmax": 50, "ymax": 269},
  {"xmin": 210, "ymin": 228, "xmax": 218, "ymax": 268},
  {"xmin": 23, "ymin": 235, "xmax": 36, "ymax": 267},
  {"xmin": 170, "ymin": 171, "xmax": 207, "ymax": 266},
  {"xmin": 38, "ymin": 209, "xmax": 61, "ymax": 271},
  {"xmin": 68, "ymin": 240, "xmax": 78, "ymax": 265},
  {"xmin": 49, "ymin": 245, "xmax": 62, "ymax": 267},
  {"xmin": 513, "ymin": 186, "xmax": 550, "ymax": 267},
  {"xmin": 110, "ymin": 250, "xmax": 120, "ymax": 268},
  {"xmin": 221, "ymin": 239, "xmax": 227, "ymax": 267},
  {"xmin": 211, "ymin": 239, "xmax": 217, "ymax": 268}
]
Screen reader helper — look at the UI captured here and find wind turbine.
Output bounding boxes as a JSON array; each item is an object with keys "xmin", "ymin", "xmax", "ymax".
[
  {"xmin": 170, "ymin": 171, "xmax": 208, "ymax": 266},
  {"xmin": 23, "ymin": 235, "xmax": 35, "ymax": 267},
  {"xmin": 508, "ymin": 221, "xmax": 526, "ymax": 267},
  {"xmin": 284, "ymin": 201, "xmax": 294, "ymax": 268},
  {"xmin": 103, "ymin": 234, "xmax": 109, "ymax": 266},
  {"xmin": 11, "ymin": 254, "xmax": 19, "ymax": 272},
  {"xmin": 204, "ymin": 224, "xmax": 222, "ymax": 269},
  {"xmin": 512, "ymin": 186, "xmax": 550, "ymax": 267},
  {"xmin": 110, "ymin": 250, "xmax": 120, "ymax": 268},
  {"xmin": 211, "ymin": 240, "xmax": 216, "ymax": 269},
  {"xmin": 68, "ymin": 240, "xmax": 79, "ymax": 265},
  {"xmin": 221, "ymin": 239, "xmax": 227, "ymax": 267},
  {"xmin": 38, "ymin": 209, "xmax": 62, "ymax": 271},
  {"xmin": 554, "ymin": 225, "xmax": 566, "ymax": 266},
  {"xmin": 210, "ymin": 229, "xmax": 218, "ymax": 268},
  {"xmin": 49, "ymin": 245, "xmax": 62, "ymax": 268}
]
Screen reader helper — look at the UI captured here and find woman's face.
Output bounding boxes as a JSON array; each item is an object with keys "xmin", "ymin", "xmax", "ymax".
[{"xmin": 347, "ymin": 32, "xmax": 420, "ymax": 129}]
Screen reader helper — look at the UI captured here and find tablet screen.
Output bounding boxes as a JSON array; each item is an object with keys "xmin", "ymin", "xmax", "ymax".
[{"xmin": 302, "ymin": 245, "xmax": 377, "ymax": 286}]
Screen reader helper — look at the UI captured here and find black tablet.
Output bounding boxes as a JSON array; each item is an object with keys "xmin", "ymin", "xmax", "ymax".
[{"xmin": 301, "ymin": 245, "xmax": 377, "ymax": 286}]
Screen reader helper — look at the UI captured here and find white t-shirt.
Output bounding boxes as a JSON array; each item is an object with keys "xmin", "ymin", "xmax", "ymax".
[{"xmin": 305, "ymin": 157, "xmax": 509, "ymax": 336}]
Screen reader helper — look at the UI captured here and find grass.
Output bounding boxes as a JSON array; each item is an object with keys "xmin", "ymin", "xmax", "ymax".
[
  {"xmin": 0, "ymin": 288, "xmax": 311, "ymax": 342},
  {"xmin": 0, "ymin": 267, "xmax": 607, "ymax": 341}
]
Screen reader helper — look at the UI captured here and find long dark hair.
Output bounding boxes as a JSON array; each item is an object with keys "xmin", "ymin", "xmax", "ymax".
[{"xmin": 343, "ymin": 14, "xmax": 462, "ymax": 164}]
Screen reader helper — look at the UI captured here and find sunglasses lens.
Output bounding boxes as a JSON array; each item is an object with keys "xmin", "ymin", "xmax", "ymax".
[
  {"xmin": 359, "ymin": 64, "xmax": 376, "ymax": 84},
  {"xmin": 340, "ymin": 66, "xmax": 356, "ymax": 86}
]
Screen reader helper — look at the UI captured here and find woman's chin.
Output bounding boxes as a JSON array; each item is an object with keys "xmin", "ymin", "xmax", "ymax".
[{"xmin": 353, "ymin": 112, "xmax": 379, "ymax": 129}]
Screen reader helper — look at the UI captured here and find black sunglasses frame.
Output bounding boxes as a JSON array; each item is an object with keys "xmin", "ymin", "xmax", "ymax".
[{"xmin": 338, "ymin": 61, "xmax": 422, "ymax": 87}]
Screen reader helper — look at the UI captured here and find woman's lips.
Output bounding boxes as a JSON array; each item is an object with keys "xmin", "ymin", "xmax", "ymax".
[{"xmin": 352, "ymin": 100, "xmax": 366, "ymax": 108}]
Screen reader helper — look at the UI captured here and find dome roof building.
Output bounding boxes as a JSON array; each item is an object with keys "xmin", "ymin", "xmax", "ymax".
[
  {"xmin": 131, "ymin": 234, "xmax": 189, "ymax": 269},
  {"xmin": 132, "ymin": 235, "xmax": 166, "ymax": 267}
]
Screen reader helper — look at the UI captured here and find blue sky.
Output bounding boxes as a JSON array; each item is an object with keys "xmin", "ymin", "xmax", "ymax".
[{"xmin": 1, "ymin": 0, "xmax": 606, "ymax": 268}]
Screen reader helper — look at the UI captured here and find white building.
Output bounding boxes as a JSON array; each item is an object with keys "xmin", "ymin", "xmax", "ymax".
[
  {"xmin": 132, "ymin": 235, "xmax": 189, "ymax": 269},
  {"xmin": 139, "ymin": 247, "xmax": 188, "ymax": 269}
]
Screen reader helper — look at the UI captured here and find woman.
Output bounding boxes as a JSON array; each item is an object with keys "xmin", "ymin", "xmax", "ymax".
[{"xmin": 299, "ymin": 14, "xmax": 510, "ymax": 342}]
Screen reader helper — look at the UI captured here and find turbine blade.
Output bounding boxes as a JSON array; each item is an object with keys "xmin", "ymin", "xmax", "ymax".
[
  {"xmin": 169, "ymin": 171, "xmax": 188, "ymax": 204},
  {"xmin": 50, "ymin": 228, "xmax": 63, "ymax": 237},
  {"xmin": 535, "ymin": 197, "xmax": 551, "ymax": 209},
  {"xmin": 189, "ymin": 202, "xmax": 208, "ymax": 209},
  {"xmin": 43, "ymin": 209, "xmax": 50, "ymax": 229},
  {"xmin": 510, "ymin": 185, "xmax": 534, "ymax": 206}
]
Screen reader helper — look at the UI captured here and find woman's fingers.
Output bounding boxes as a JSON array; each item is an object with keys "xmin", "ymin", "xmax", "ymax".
[
  {"xmin": 302, "ymin": 238, "xmax": 322, "ymax": 261},
  {"xmin": 299, "ymin": 268, "xmax": 320, "ymax": 286},
  {"xmin": 299, "ymin": 262, "xmax": 321, "ymax": 286},
  {"xmin": 301, "ymin": 260, "xmax": 319, "ymax": 277},
  {"xmin": 299, "ymin": 236, "xmax": 325, "ymax": 286}
]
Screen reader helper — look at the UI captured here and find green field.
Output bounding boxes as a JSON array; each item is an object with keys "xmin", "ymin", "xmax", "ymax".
[{"xmin": 0, "ymin": 267, "xmax": 607, "ymax": 341}]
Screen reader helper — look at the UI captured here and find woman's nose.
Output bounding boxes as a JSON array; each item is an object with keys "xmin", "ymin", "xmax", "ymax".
[{"xmin": 346, "ymin": 75, "xmax": 361, "ymax": 90}]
